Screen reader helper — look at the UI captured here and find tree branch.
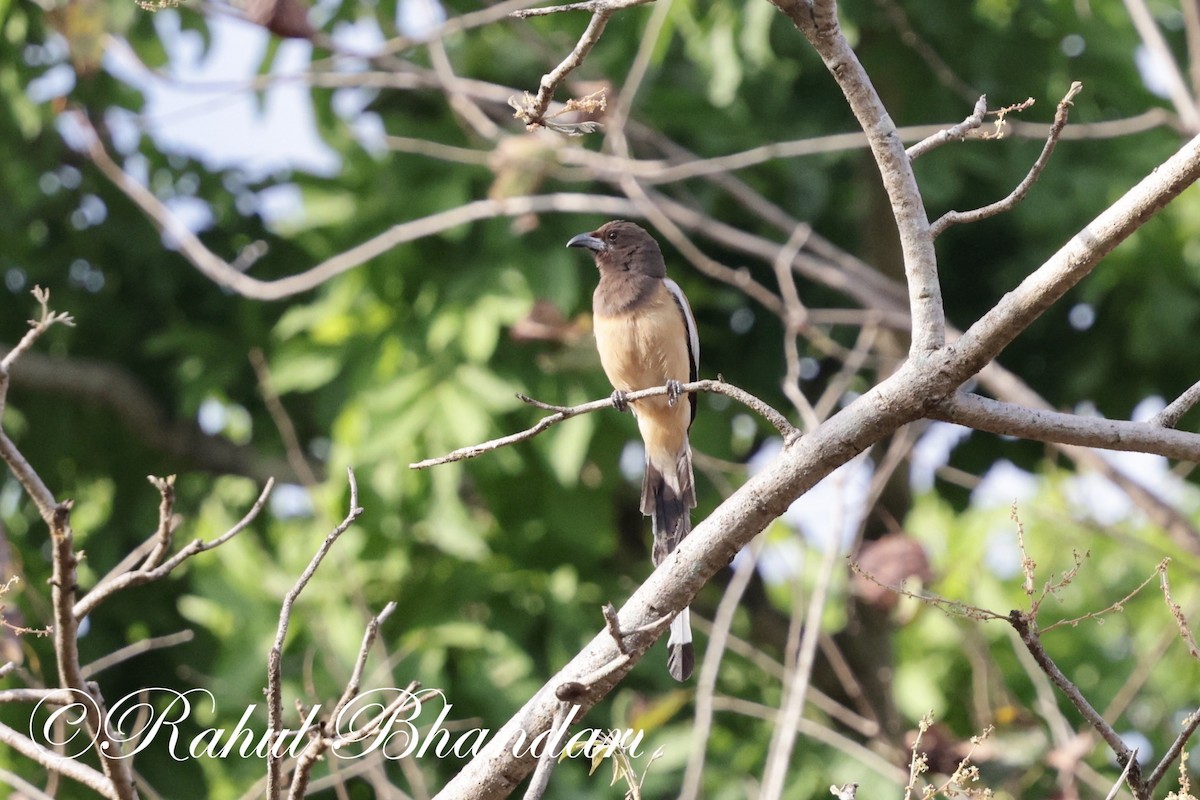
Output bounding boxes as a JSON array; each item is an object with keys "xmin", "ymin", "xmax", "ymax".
[
  {"xmin": 267, "ymin": 468, "xmax": 364, "ymax": 800},
  {"xmin": 906, "ymin": 94, "xmax": 989, "ymax": 161},
  {"xmin": 48, "ymin": 502, "xmax": 137, "ymax": 799},
  {"xmin": 949, "ymin": 130, "xmax": 1200, "ymax": 376},
  {"xmin": 0, "ymin": 721, "xmax": 120, "ymax": 799},
  {"xmin": 1151, "ymin": 377, "xmax": 1200, "ymax": 428},
  {"xmin": 409, "ymin": 379, "xmax": 796, "ymax": 470},
  {"xmin": 930, "ymin": 391, "xmax": 1200, "ymax": 462},
  {"xmin": 73, "ymin": 479, "xmax": 275, "ymax": 620},
  {"xmin": 931, "ymin": 83, "xmax": 1083, "ymax": 237},
  {"xmin": 769, "ymin": 0, "xmax": 944, "ymax": 354},
  {"xmin": 1008, "ymin": 611, "xmax": 1145, "ymax": 798},
  {"xmin": 286, "ymin": 602, "xmax": 398, "ymax": 800}
]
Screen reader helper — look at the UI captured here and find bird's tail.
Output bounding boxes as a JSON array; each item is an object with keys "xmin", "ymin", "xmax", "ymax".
[{"xmin": 642, "ymin": 444, "xmax": 696, "ymax": 681}]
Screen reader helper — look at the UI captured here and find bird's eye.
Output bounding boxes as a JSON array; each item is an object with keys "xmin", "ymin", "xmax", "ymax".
[{"xmin": 606, "ymin": 230, "xmax": 618, "ymax": 242}]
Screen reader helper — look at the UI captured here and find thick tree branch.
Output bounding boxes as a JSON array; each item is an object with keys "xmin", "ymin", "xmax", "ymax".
[
  {"xmin": 769, "ymin": 0, "xmax": 944, "ymax": 354},
  {"xmin": 930, "ymin": 392, "xmax": 1200, "ymax": 462},
  {"xmin": 950, "ymin": 131, "xmax": 1200, "ymax": 375}
]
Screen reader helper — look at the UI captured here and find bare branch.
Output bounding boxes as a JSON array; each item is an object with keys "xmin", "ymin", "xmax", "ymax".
[
  {"xmin": 81, "ymin": 629, "xmax": 195, "ymax": 679},
  {"xmin": 249, "ymin": 349, "xmax": 320, "ymax": 488},
  {"xmin": 1152, "ymin": 377, "xmax": 1200, "ymax": 428},
  {"xmin": 0, "ymin": 288, "xmax": 77, "ymax": 526},
  {"xmin": 267, "ymin": 468, "xmax": 364, "ymax": 800},
  {"xmin": 0, "ymin": 431, "xmax": 58, "ymax": 527},
  {"xmin": 931, "ymin": 82, "xmax": 1083, "ymax": 237},
  {"xmin": 142, "ymin": 475, "xmax": 177, "ymax": 572},
  {"xmin": 0, "ymin": 286, "xmax": 75, "ymax": 378},
  {"xmin": 769, "ymin": 0, "xmax": 944, "ymax": 354},
  {"xmin": 287, "ymin": 602, "xmax": 398, "ymax": 800},
  {"xmin": 1159, "ymin": 567, "xmax": 1200, "ymax": 662},
  {"xmin": 48, "ymin": 502, "xmax": 137, "ymax": 799},
  {"xmin": 77, "ymin": 119, "xmax": 642, "ymax": 300},
  {"xmin": 0, "ymin": 721, "xmax": 119, "ymax": 799},
  {"xmin": 1009, "ymin": 611, "xmax": 1142, "ymax": 792},
  {"xmin": 906, "ymin": 95, "xmax": 989, "ymax": 161},
  {"xmin": 1146, "ymin": 709, "xmax": 1200, "ymax": 792},
  {"xmin": 931, "ymin": 391, "xmax": 1200, "ymax": 462},
  {"xmin": 410, "ymin": 379, "xmax": 796, "ymax": 470},
  {"xmin": 949, "ymin": 129, "xmax": 1200, "ymax": 380},
  {"xmin": 513, "ymin": 0, "xmax": 653, "ymax": 17},
  {"xmin": 1123, "ymin": 0, "xmax": 1200, "ymax": 132},
  {"xmin": 510, "ymin": 11, "xmax": 613, "ymax": 131},
  {"xmin": 73, "ymin": 479, "xmax": 275, "ymax": 620}
]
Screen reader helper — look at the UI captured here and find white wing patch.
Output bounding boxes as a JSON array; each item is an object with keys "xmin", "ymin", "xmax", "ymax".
[{"xmin": 663, "ymin": 278, "xmax": 699, "ymax": 380}]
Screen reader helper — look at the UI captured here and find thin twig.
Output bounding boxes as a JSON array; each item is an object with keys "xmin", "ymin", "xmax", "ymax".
[
  {"xmin": 1159, "ymin": 566, "xmax": 1200, "ymax": 661},
  {"xmin": 906, "ymin": 95, "xmax": 989, "ymax": 161},
  {"xmin": 249, "ymin": 349, "xmax": 320, "ymax": 488},
  {"xmin": 287, "ymin": 602, "xmax": 398, "ymax": 800},
  {"xmin": 511, "ymin": 11, "xmax": 613, "ymax": 131},
  {"xmin": 521, "ymin": 701, "xmax": 573, "ymax": 800},
  {"xmin": 931, "ymin": 83, "xmax": 1083, "ymax": 236},
  {"xmin": 1008, "ymin": 611, "xmax": 1142, "ymax": 790},
  {"xmin": 1040, "ymin": 559, "xmax": 1167, "ymax": 633},
  {"xmin": 81, "ymin": 629, "xmax": 195, "ymax": 679},
  {"xmin": 1152, "ymin": 377, "xmax": 1200, "ymax": 428},
  {"xmin": 142, "ymin": 475, "xmax": 177, "ymax": 571},
  {"xmin": 410, "ymin": 379, "xmax": 796, "ymax": 469},
  {"xmin": 267, "ymin": 468, "xmax": 364, "ymax": 800},
  {"xmin": 0, "ymin": 288, "xmax": 76, "ymax": 525},
  {"xmin": 1146, "ymin": 710, "xmax": 1200, "ymax": 792},
  {"xmin": 73, "ymin": 479, "xmax": 276, "ymax": 620}
]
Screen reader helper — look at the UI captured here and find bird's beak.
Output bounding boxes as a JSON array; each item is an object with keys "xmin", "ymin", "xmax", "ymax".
[{"xmin": 566, "ymin": 232, "xmax": 606, "ymax": 252}]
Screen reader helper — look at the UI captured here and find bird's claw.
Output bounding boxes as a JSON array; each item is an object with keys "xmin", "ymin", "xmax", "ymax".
[
  {"xmin": 610, "ymin": 389, "xmax": 629, "ymax": 413},
  {"xmin": 666, "ymin": 379, "xmax": 682, "ymax": 408}
]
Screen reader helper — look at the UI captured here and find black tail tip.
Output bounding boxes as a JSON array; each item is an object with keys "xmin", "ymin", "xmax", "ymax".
[{"xmin": 668, "ymin": 643, "xmax": 695, "ymax": 681}]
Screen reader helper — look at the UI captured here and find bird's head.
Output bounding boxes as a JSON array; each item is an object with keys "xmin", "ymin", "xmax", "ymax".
[{"xmin": 566, "ymin": 220, "xmax": 666, "ymax": 279}]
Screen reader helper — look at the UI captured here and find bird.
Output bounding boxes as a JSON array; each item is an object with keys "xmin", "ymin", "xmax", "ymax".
[{"xmin": 567, "ymin": 220, "xmax": 699, "ymax": 681}]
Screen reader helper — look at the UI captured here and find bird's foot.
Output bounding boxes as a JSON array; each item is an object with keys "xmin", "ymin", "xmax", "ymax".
[
  {"xmin": 610, "ymin": 389, "xmax": 629, "ymax": 413},
  {"xmin": 665, "ymin": 379, "xmax": 683, "ymax": 408}
]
